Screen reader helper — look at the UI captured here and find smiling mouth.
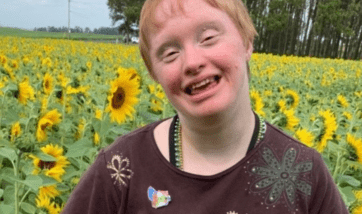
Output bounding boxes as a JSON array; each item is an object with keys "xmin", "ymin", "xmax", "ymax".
[{"xmin": 185, "ymin": 75, "xmax": 221, "ymax": 95}]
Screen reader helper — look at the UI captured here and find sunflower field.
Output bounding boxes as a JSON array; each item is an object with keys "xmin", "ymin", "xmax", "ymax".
[{"xmin": 0, "ymin": 36, "xmax": 361, "ymax": 214}]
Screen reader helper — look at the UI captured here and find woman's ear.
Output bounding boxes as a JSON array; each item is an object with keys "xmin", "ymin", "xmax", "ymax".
[{"xmin": 246, "ymin": 42, "xmax": 253, "ymax": 62}]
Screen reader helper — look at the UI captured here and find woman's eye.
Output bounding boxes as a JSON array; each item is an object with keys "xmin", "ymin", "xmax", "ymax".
[
  {"xmin": 201, "ymin": 32, "xmax": 218, "ymax": 45},
  {"xmin": 162, "ymin": 50, "xmax": 178, "ymax": 62}
]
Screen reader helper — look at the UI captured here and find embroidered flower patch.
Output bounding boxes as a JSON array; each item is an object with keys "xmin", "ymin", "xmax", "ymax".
[
  {"xmin": 249, "ymin": 146, "xmax": 313, "ymax": 208},
  {"xmin": 107, "ymin": 154, "xmax": 134, "ymax": 187}
]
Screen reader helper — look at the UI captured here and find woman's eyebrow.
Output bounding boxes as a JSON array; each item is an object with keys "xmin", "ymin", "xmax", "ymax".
[{"xmin": 197, "ymin": 21, "xmax": 222, "ymax": 32}]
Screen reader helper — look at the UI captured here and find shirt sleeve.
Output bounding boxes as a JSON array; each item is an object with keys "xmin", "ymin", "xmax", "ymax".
[
  {"xmin": 309, "ymin": 150, "xmax": 349, "ymax": 214},
  {"xmin": 61, "ymin": 150, "xmax": 121, "ymax": 214}
]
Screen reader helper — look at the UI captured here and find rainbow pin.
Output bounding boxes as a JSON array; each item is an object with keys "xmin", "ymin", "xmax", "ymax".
[{"xmin": 147, "ymin": 186, "xmax": 172, "ymax": 209}]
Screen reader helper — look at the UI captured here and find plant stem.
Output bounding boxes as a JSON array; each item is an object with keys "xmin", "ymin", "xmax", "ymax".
[
  {"xmin": 271, "ymin": 116, "xmax": 282, "ymax": 125},
  {"xmin": 332, "ymin": 152, "xmax": 342, "ymax": 181},
  {"xmin": 14, "ymin": 151, "xmax": 21, "ymax": 214},
  {"xmin": 19, "ymin": 188, "xmax": 32, "ymax": 207}
]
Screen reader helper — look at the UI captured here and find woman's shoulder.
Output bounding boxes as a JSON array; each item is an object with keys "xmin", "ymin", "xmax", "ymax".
[
  {"xmin": 102, "ymin": 117, "xmax": 172, "ymax": 159},
  {"xmin": 264, "ymin": 122, "xmax": 317, "ymax": 153},
  {"xmin": 256, "ymin": 122, "xmax": 320, "ymax": 166}
]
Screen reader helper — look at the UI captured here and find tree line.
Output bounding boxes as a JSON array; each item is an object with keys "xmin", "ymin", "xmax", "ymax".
[
  {"xmin": 245, "ymin": 0, "xmax": 362, "ymax": 59},
  {"xmin": 106, "ymin": 0, "xmax": 362, "ymax": 60},
  {"xmin": 33, "ymin": 26, "xmax": 120, "ymax": 35}
]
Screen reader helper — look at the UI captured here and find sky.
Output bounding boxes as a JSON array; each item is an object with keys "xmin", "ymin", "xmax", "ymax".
[{"xmin": 0, "ymin": 0, "xmax": 114, "ymax": 30}]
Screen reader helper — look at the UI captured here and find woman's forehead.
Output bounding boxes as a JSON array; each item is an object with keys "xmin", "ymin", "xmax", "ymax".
[
  {"xmin": 152, "ymin": 0, "xmax": 186, "ymax": 25},
  {"xmin": 150, "ymin": 0, "xmax": 219, "ymax": 31}
]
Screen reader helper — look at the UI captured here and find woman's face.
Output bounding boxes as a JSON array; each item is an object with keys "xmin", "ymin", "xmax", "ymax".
[{"xmin": 149, "ymin": 0, "xmax": 253, "ymax": 119}]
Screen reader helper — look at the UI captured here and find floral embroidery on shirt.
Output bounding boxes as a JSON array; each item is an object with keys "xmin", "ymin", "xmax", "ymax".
[
  {"xmin": 107, "ymin": 154, "xmax": 134, "ymax": 187},
  {"xmin": 249, "ymin": 146, "xmax": 313, "ymax": 208},
  {"xmin": 226, "ymin": 211, "xmax": 238, "ymax": 214}
]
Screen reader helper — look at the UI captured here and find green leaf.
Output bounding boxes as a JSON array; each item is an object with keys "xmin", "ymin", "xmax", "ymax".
[
  {"xmin": 38, "ymin": 174, "xmax": 58, "ymax": 186},
  {"xmin": 0, "ymin": 204, "xmax": 14, "ymax": 214},
  {"xmin": 18, "ymin": 175, "xmax": 42, "ymax": 191},
  {"xmin": 21, "ymin": 202, "xmax": 36, "ymax": 214},
  {"xmin": 2, "ymin": 110, "xmax": 19, "ymax": 125},
  {"xmin": 0, "ymin": 148, "xmax": 17, "ymax": 163},
  {"xmin": 0, "ymin": 167, "xmax": 16, "ymax": 185},
  {"xmin": 66, "ymin": 138, "xmax": 92, "ymax": 158},
  {"xmin": 0, "ymin": 139, "xmax": 12, "ymax": 147},
  {"xmin": 34, "ymin": 152, "xmax": 57, "ymax": 162},
  {"xmin": 339, "ymin": 186, "xmax": 356, "ymax": 206},
  {"xmin": 92, "ymin": 118, "xmax": 101, "ymax": 132},
  {"xmin": 3, "ymin": 185, "xmax": 15, "ymax": 204},
  {"xmin": 4, "ymin": 83, "xmax": 18, "ymax": 92},
  {"xmin": 59, "ymin": 120, "xmax": 74, "ymax": 133},
  {"xmin": 100, "ymin": 115, "xmax": 112, "ymax": 136},
  {"xmin": 57, "ymin": 183, "xmax": 70, "ymax": 191},
  {"xmin": 109, "ymin": 126, "xmax": 129, "ymax": 135},
  {"xmin": 338, "ymin": 175, "xmax": 361, "ymax": 187},
  {"xmin": 22, "ymin": 161, "xmax": 35, "ymax": 175}
]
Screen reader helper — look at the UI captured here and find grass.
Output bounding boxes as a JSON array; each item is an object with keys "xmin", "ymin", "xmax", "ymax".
[{"xmin": 0, "ymin": 27, "xmax": 122, "ymax": 41}]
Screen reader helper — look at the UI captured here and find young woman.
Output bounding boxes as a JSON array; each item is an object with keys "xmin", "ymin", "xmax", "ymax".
[{"xmin": 62, "ymin": 0, "xmax": 348, "ymax": 213}]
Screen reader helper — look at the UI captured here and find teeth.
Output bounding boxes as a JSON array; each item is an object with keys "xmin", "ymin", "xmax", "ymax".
[{"xmin": 191, "ymin": 77, "xmax": 215, "ymax": 90}]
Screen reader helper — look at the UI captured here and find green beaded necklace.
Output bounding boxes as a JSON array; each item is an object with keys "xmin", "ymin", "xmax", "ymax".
[{"xmin": 173, "ymin": 114, "xmax": 266, "ymax": 170}]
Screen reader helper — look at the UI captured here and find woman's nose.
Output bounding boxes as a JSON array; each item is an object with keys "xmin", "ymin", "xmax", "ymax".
[{"xmin": 182, "ymin": 45, "xmax": 206, "ymax": 76}]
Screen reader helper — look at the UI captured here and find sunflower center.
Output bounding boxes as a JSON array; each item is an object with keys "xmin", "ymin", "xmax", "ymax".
[
  {"xmin": 41, "ymin": 122, "xmax": 51, "ymax": 131},
  {"xmin": 38, "ymin": 160, "xmax": 56, "ymax": 170},
  {"xmin": 111, "ymin": 87, "xmax": 125, "ymax": 109},
  {"xmin": 45, "ymin": 80, "xmax": 49, "ymax": 89}
]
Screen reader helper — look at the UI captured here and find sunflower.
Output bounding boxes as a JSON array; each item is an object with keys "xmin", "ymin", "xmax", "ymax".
[
  {"xmin": 95, "ymin": 108, "xmax": 103, "ymax": 120},
  {"xmin": 250, "ymin": 90, "xmax": 265, "ymax": 117},
  {"xmin": 148, "ymin": 83, "xmax": 166, "ymax": 113},
  {"xmin": 282, "ymin": 109, "xmax": 300, "ymax": 131},
  {"xmin": 10, "ymin": 59, "xmax": 19, "ymax": 69},
  {"xmin": 75, "ymin": 118, "xmax": 86, "ymax": 139},
  {"xmin": 355, "ymin": 91, "xmax": 362, "ymax": 98},
  {"xmin": 4, "ymin": 64, "xmax": 15, "ymax": 80},
  {"xmin": 352, "ymin": 203, "xmax": 362, "ymax": 214},
  {"xmin": 36, "ymin": 109, "xmax": 62, "ymax": 142},
  {"xmin": 117, "ymin": 67, "xmax": 141, "ymax": 82},
  {"xmin": 66, "ymin": 85, "xmax": 90, "ymax": 95},
  {"xmin": 106, "ymin": 73, "xmax": 141, "ymax": 124},
  {"xmin": 337, "ymin": 95, "xmax": 349, "ymax": 108},
  {"xmin": 94, "ymin": 132, "xmax": 100, "ymax": 145},
  {"xmin": 30, "ymin": 144, "xmax": 70, "ymax": 182},
  {"xmin": 11, "ymin": 122, "xmax": 21, "ymax": 142},
  {"xmin": 18, "ymin": 78, "xmax": 35, "ymax": 104},
  {"xmin": 57, "ymin": 72, "xmax": 70, "ymax": 88},
  {"xmin": 295, "ymin": 128, "xmax": 314, "ymax": 147},
  {"xmin": 285, "ymin": 89, "xmax": 299, "ymax": 108},
  {"xmin": 317, "ymin": 110, "xmax": 338, "ymax": 152},
  {"xmin": 38, "ymin": 185, "xmax": 60, "ymax": 199},
  {"xmin": 354, "ymin": 190, "xmax": 362, "ymax": 203},
  {"xmin": 35, "ymin": 194, "xmax": 61, "ymax": 214},
  {"xmin": 41, "ymin": 96, "xmax": 48, "ymax": 112},
  {"xmin": 43, "ymin": 73, "xmax": 54, "ymax": 95},
  {"xmin": 41, "ymin": 57, "xmax": 53, "ymax": 68},
  {"xmin": 0, "ymin": 81, "xmax": 4, "ymax": 96},
  {"xmin": 343, "ymin": 112, "xmax": 352, "ymax": 120},
  {"xmin": 346, "ymin": 134, "xmax": 362, "ymax": 164},
  {"xmin": 277, "ymin": 99, "xmax": 287, "ymax": 111},
  {"xmin": 263, "ymin": 90, "xmax": 272, "ymax": 97},
  {"xmin": 86, "ymin": 61, "xmax": 92, "ymax": 70},
  {"xmin": 0, "ymin": 54, "xmax": 7, "ymax": 64}
]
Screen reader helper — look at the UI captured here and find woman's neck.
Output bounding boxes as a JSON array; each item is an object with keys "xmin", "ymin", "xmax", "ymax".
[{"xmin": 178, "ymin": 104, "xmax": 255, "ymax": 167}]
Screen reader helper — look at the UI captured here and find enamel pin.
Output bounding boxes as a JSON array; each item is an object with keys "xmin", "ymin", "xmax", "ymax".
[{"xmin": 147, "ymin": 186, "xmax": 171, "ymax": 209}]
